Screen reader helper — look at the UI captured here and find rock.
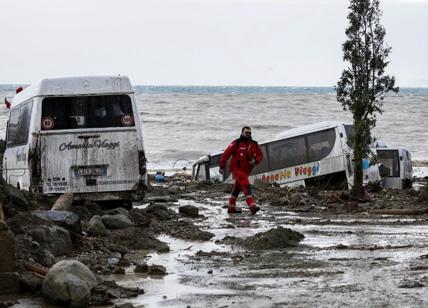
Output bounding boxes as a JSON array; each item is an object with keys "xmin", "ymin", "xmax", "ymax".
[
  {"xmin": 29, "ymin": 225, "xmax": 73, "ymax": 257},
  {"xmin": 134, "ymin": 263, "xmax": 149, "ymax": 273},
  {"xmin": 87, "ymin": 215, "xmax": 108, "ymax": 236},
  {"xmin": 51, "ymin": 192, "xmax": 73, "ymax": 211},
  {"xmin": 146, "ymin": 196, "xmax": 178, "ymax": 203},
  {"xmin": 42, "ymin": 260, "xmax": 97, "ymax": 307},
  {"xmin": 237, "ymin": 227, "xmax": 304, "ymax": 250},
  {"xmin": 0, "ymin": 272, "xmax": 20, "ymax": 295},
  {"xmin": 0, "ymin": 181, "xmax": 30, "ymax": 211},
  {"xmin": 106, "ymin": 207, "xmax": 130, "ymax": 217},
  {"xmin": 179, "ymin": 205, "xmax": 199, "ymax": 218},
  {"xmin": 19, "ymin": 271, "xmax": 44, "ymax": 293},
  {"xmin": 148, "ymin": 265, "xmax": 167, "ymax": 276},
  {"xmin": 114, "ymin": 303, "xmax": 135, "ymax": 308},
  {"xmin": 101, "ymin": 214, "xmax": 133, "ymax": 229},
  {"xmin": 146, "ymin": 203, "xmax": 174, "ymax": 220},
  {"xmin": 110, "ymin": 227, "xmax": 169, "ymax": 252},
  {"xmin": 0, "ymin": 222, "xmax": 16, "ymax": 272},
  {"xmin": 31, "ymin": 210, "xmax": 82, "ymax": 237},
  {"xmin": 113, "ymin": 267, "xmax": 126, "ymax": 275}
]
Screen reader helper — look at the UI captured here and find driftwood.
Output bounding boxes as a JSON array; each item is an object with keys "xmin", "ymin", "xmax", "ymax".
[
  {"xmin": 368, "ymin": 208, "xmax": 428, "ymax": 215},
  {"xmin": 24, "ymin": 262, "xmax": 48, "ymax": 277}
]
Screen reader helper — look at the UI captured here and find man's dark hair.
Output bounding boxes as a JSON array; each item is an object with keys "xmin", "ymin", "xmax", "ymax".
[{"xmin": 241, "ymin": 126, "xmax": 251, "ymax": 133}]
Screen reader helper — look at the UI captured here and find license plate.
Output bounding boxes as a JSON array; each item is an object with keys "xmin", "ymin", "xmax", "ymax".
[{"xmin": 74, "ymin": 165, "xmax": 107, "ymax": 177}]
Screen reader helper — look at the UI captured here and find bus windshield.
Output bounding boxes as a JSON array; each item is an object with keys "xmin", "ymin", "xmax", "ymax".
[{"xmin": 41, "ymin": 95, "xmax": 135, "ymax": 130}]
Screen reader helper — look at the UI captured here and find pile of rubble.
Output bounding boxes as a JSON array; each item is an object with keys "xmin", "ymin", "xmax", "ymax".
[{"xmin": 0, "ymin": 177, "xmax": 208, "ymax": 307}]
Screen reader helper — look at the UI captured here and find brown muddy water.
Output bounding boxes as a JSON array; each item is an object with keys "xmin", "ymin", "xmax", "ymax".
[{"xmin": 103, "ymin": 193, "xmax": 428, "ymax": 308}]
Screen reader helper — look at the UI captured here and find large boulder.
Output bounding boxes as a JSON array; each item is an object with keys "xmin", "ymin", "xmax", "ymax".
[
  {"xmin": 101, "ymin": 214, "xmax": 133, "ymax": 229},
  {"xmin": 0, "ymin": 221, "xmax": 16, "ymax": 272},
  {"xmin": 29, "ymin": 225, "xmax": 73, "ymax": 257},
  {"xmin": 87, "ymin": 215, "xmax": 108, "ymax": 236},
  {"xmin": 42, "ymin": 260, "xmax": 97, "ymax": 307},
  {"xmin": 31, "ymin": 210, "xmax": 82, "ymax": 237}
]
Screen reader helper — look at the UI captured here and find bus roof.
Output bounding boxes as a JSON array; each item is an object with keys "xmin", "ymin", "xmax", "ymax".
[
  {"xmin": 273, "ymin": 121, "xmax": 347, "ymax": 141},
  {"xmin": 11, "ymin": 75, "xmax": 134, "ymax": 108}
]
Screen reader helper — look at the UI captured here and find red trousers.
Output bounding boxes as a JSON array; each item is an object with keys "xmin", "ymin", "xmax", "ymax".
[{"xmin": 229, "ymin": 170, "xmax": 255, "ymax": 207}]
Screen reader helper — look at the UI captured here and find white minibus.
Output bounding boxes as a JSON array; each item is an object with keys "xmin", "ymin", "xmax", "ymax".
[
  {"xmin": 193, "ymin": 122, "xmax": 355, "ymax": 188},
  {"xmin": 193, "ymin": 121, "xmax": 413, "ymax": 189},
  {"xmin": 2, "ymin": 76, "xmax": 147, "ymax": 202}
]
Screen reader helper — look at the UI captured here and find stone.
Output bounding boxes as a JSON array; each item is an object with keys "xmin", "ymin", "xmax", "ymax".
[
  {"xmin": 42, "ymin": 260, "xmax": 97, "ymax": 307},
  {"xmin": 134, "ymin": 263, "xmax": 149, "ymax": 273},
  {"xmin": 51, "ymin": 192, "xmax": 73, "ymax": 211},
  {"xmin": 236, "ymin": 226, "xmax": 304, "ymax": 250},
  {"xmin": 146, "ymin": 203, "xmax": 174, "ymax": 220},
  {"xmin": 179, "ymin": 205, "xmax": 199, "ymax": 218},
  {"xmin": 20, "ymin": 271, "xmax": 44, "ymax": 293},
  {"xmin": 148, "ymin": 265, "xmax": 167, "ymax": 276},
  {"xmin": 0, "ymin": 182, "xmax": 30, "ymax": 210},
  {"xmin": 0, "ymin": 272, "xmax": 20, "ymax": 295},
  {"xmin": 114, "ymin": 303, "xmax": 135, "ymax": 308},
  {"xmin": 31, "ymin": 210, "xmax": 82, "ymax": 237},
  {"xmin": 106, "ymin": 207, "xmax": 129, "ymax": 217},
  {"xmin": 87, "ymin": 215, "xmax": 108, "ymax": 236},
  {"xmin": 0, "ymin": 223, "xmax": 16, "ymax": 272},
  {"xmin": 29, "ymin": 225, "xmax": 72, "ymax": 257},
  {"xmin": 101, "ymin": 214, "xmax": 133, "ymax": 229}
]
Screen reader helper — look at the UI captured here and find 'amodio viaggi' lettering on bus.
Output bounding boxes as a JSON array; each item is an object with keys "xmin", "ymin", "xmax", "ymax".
[
  {"xmin": 59, "ymin": 140, "xmax": 120, "ymax": 151},
  {"xmin": 260, "ymin": 162, "xmax": 321, "ymax": 183}
]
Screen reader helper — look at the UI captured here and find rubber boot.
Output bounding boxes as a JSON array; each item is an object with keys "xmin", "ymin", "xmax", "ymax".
[
  {"xmin": 246, "ymin": 197, "xmax": 260, "ymax": 215},
  {"xmin": 227, "ymin": 197, "xmax": 242, "ymax": 214}
]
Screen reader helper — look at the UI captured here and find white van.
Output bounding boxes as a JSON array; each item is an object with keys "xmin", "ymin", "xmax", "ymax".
[{"xmin": 2, "ymin": 76, "xmax": 147, "ymax": 201}]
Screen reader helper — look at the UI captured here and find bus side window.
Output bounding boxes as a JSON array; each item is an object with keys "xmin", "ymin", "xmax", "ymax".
[
  {"xmin": 6, "ymin": 107, "xmax": 21, "ymax": 148},
  {"xmin": 268, "ymin": 136, "xmax": 307, "ymax": 170},
  {"xmin": 16, "ymin": 101, "xmax": 33, "ymax": 145},
  {"xmin": 6, "ymin": 101, "xmax": 33, "ymax": 148},
  {"xmin": 307, "ymin": 128, "xmax": 336, "ymax": 162}
]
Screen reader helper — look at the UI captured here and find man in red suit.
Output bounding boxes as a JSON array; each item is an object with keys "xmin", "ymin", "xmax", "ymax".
[{"xmin": 219, "ymin": 126, "xmax": 263, "ymax": 215}]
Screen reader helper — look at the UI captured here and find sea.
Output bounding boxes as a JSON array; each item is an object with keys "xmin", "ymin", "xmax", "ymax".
[{"xmin": 0, "ymin": 85, "xmax": 427, "ymax": 171}]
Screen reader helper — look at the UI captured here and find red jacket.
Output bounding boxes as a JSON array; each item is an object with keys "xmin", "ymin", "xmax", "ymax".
[{"xmin": 219, "ymin": 138, "xmax": 263, "ymax": 175}]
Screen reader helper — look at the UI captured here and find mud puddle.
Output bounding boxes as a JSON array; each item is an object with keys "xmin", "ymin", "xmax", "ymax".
[{"xmin": 109, "ymin": 194, "xmax": 428, "ymax": 307}]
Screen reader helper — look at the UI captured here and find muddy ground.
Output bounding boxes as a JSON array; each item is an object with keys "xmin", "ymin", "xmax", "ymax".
[{"xmin": 2, "ymin": 173, "xmax": 428, "ymax": 308}]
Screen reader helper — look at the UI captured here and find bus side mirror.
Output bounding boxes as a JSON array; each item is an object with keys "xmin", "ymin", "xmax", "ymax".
[{"xmin": 400, "ymin": 156, "xmax": 403, "ymax": 161}]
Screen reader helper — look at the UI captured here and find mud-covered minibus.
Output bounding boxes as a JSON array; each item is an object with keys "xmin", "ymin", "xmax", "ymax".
[
  {"xmin": 2, "ymin": 76, "xmax": 147, "ymax": 201},
  {"xmin": 193, "ymin": 121, "xmax": 412, "ymax": 189}
]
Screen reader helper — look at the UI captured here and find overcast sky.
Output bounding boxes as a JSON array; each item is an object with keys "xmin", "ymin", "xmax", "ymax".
[{"xmin": 1, "ymin": 0, "xmax": 427, "ymax": 86}]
